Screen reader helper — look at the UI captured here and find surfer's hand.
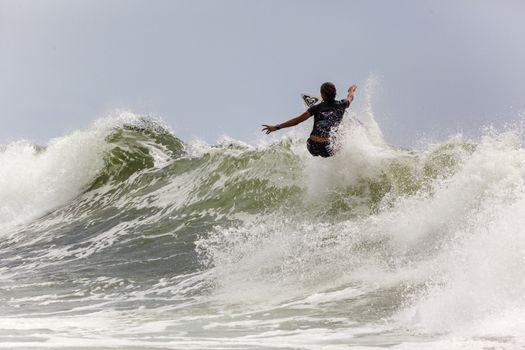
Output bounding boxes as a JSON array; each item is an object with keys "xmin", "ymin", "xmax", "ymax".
[
  {"xmin": 262, "ymin": 125, "xmax": 278, "ymax": 134},
  {"xmin": 347, "ymin": 85, "xmax": 357, "ymax": 103}
]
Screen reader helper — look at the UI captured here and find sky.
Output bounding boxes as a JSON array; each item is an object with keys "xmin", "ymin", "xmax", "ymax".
[{"xmin": 1, "ymin": 0, "xmax": 525, "ymax": 146}]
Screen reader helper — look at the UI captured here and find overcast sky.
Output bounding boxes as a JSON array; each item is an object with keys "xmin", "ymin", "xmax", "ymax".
[{"xmin": 1, "ymin": 0, "xmax": 525, "ymax": 146}]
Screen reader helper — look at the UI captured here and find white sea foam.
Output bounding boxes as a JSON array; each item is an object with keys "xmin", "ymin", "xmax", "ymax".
[
  {"xmin": 199, "ymin": 122, "xmax": 525, "ymax": 342},
  {"xmin": 0, "ymin": 111, "xmax": 149, "ymax": 231},
  {"xmin": 0, "ymin": 135, "xmax": 106, "ymax": 231}
]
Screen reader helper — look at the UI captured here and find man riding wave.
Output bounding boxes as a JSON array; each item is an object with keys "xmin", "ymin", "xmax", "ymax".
[{"xmin": 262, "ymin": 82, "xmax": 357, "ymax": 157}]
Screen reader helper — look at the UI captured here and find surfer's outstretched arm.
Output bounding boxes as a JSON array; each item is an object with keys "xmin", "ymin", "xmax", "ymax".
[
  {"xmin": 347, "ymin": 84, "xmax": 357, "ymax": 104},
  {"xmin": 262, "ymin": 111, "xmax": 311, "ymax": 134}
]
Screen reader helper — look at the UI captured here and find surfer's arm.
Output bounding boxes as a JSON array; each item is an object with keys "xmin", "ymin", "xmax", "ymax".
[
  {"xmin": 262, "ymin": 111, "xmax": 311, "ymax": 134},
  {"xmin": 346, "ymin": 84, "xmax": 357, "ymax": 104}
]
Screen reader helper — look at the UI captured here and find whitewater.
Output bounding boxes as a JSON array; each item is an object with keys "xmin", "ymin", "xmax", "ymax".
[{"xmin": 1, "ymin": 92, "xmax": 525, "ymax": 349}]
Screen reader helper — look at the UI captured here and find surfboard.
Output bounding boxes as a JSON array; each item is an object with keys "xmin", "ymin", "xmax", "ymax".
[{"xmin": 301, "ymin": 94, "xmax": 320, "ymax": 108}]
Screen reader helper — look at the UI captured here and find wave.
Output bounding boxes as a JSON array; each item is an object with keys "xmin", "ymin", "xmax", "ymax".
[{"xmin": 2, "ymin": 104, "xmax": 525, "ymax": 344}]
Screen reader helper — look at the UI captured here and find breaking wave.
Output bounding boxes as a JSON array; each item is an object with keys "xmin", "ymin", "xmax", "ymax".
[{"xmin": 1, "ymin": 102, "xmax": 525, "ymax": 348}]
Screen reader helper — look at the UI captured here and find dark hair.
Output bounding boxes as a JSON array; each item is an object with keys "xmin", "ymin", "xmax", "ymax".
[{"xmin": 320, "ymin": 82, "xmax": 336, "ymax": 102}]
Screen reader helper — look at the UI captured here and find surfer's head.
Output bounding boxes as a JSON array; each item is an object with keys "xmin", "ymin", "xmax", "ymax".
[{"xmin": 320, "ymin": 82, "xmax": 336, "ymax": 102}]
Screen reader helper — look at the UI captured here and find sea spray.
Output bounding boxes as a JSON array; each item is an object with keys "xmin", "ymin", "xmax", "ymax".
[{"xmin": 0, "ymin": 132, "xmax": 107, "ymax": 230}]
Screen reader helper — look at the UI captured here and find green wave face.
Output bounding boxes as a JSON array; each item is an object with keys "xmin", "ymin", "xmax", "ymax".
[
  {"xmin": 87, "ymin": 121, "xmax": 185, "ymax": 190},
  {"xmin": 79, "ymin": 120, "xmax": 479, "ymax": 228}
]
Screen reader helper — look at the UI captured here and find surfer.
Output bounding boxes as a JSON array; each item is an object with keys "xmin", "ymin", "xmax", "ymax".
[{"xmin": 262, "ymin": 82, "xmax": 357, "ymax": 157}]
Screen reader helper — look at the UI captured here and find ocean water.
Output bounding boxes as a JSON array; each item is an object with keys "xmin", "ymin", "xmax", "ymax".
[{"xmin": 2, "ymin": 104, "xmax": 525, "ymax": 349}]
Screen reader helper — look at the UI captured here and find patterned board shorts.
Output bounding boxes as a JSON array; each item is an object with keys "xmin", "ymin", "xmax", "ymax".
[{"xmin": 306, "ymin": 139, "xmax": 333, "ymax": 158}]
